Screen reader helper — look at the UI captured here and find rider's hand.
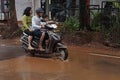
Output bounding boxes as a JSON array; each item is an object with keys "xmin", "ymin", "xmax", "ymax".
[
  {"xmin": 55, "ymin": 22, "xmax": 59, "ymax": 25},
  {"xmin": 41, "ymin": 25, "xmax": 45, "ymax": 28}
]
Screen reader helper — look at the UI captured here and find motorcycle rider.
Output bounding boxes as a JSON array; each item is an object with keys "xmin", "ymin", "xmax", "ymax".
[
  {"xmin": 22, "ymin": 7, "xmax": 34, "ymax": 50},
  {"xmin": 29, "ymin": 8, "xmax": 56, "ymax": 51},
  {"xmin": 39, "ymin": 15, "xmax": 50, "ymax": 48},
  {"xmin": 32, "ymin": 14, "xmax": 54, "ymax": 51},
  {"xmin": 31, "ymin": 8, "xmax": 46, "ymax": 51}
]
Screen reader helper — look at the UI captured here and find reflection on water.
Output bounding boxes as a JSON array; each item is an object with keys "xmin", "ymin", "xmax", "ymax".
[
  {"xmin": 0, "ymin": 44, "xmax": 6, "ymax": 47},
  {"xmin": 0, "ymin": 46, "xmax": 25, "ymax": 60}
]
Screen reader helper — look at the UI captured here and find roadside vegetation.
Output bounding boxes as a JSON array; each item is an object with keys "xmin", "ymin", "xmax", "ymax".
[{"xmin": 62, "ymin": 10, "xmax": 120, "ymax": 47}]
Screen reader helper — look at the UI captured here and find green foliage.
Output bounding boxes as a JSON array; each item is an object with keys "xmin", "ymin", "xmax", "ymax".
[
  {"xmin": 90, "ymin": 12, "xmax": 102, "ymax": 31},
  {"xmin": 113, "ymin": 1, "xmax": 120, "ymax": 9},
  {"xmin": 63, "ymin": 16, "xmax": 80, "ymax": 32},
  {"xmin": 91, "ymin": 10, "xmax": 120, "ymax": 44}
]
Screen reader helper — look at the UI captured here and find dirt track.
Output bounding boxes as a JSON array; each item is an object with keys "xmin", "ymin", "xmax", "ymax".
[{"xmin": 0, "ymin": 38, "xmax": 120, "ymax": 80}]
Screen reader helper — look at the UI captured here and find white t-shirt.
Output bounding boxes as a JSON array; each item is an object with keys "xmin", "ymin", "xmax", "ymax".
[{"xmin": 31, "ymin": 16, "xmax": 43, "ymax": 30}]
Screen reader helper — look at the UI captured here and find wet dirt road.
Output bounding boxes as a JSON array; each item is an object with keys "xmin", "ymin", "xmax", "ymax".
[{"xmin": 0, "ymin": 39, "xmax": 120, "ymax": 80}]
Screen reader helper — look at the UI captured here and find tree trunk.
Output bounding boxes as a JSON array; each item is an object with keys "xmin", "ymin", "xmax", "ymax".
[
  {"xmin": 3, "ymin": 0, "xmax": 18, "ymax": 38},
  {"xmin": 9, "ymin": 0, "xmax": 18, "ymax": 31},
  {"xmin": 79, "ymin": 0, "xmax": 90, "ymax": 30}
]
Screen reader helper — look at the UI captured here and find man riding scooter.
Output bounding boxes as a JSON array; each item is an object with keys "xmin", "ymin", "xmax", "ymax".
[
  {"xmin": 29, "ymin": 8, "xmax": 46, "ymax": 51},
  {"xmin": 30, "ymin": 8, "xmax": 54, "ymax": 51}
]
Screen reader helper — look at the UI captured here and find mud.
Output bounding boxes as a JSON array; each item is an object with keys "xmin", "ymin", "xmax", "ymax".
[{"xmin": 0, "ymin": 39, "xmax": 120, "ymax": 80}]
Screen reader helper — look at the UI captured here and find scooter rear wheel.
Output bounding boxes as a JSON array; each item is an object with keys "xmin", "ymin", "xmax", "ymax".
[{"xmin": 29, "ymin": 50, "xmax": 35, "ymax": 56}]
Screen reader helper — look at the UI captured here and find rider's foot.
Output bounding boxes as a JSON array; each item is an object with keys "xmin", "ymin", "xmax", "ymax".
[
  {"xmin": 28, "ymin": 46, "xmax": 34, "ymax": 50},
  {"xmin": 39, "ymin": 46, "xmax": 45, "ymax": 51}
]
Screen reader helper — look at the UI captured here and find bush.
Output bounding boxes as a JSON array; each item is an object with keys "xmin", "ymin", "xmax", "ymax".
[
  {"xmin": 63, "ymin": 16, "xmax": 80, "ymax": 32},
  {"xmin": 90, "ymin": 12, "xmax": 103, "ymax": 31},
  {"xmin": 91, "ymin": 10, "xmax": 120, "ymax": 44}
]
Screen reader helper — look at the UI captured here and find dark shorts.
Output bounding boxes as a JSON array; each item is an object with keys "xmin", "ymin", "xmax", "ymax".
[
  {"xmin": 24, "ymin": 29, "xmax": 33, "ymax": 36},
  {"xmin": 33, "ymin": 29, "xmax": 42, "ymax": 38},
  {"xmin": 33, "ymin": 29, "xmax": 49, "ymax": 40}
]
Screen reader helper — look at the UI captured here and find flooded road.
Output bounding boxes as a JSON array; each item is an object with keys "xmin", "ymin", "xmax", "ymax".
[{"xmin": 0, "ymin": 39, "xmax": 120, "ymax": 80}]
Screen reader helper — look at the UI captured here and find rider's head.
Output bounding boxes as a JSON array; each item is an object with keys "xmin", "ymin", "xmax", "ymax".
[
  {"xmin": 42, "ymin": 14, "xmax": 49, "ymax": 21},
  {"xmin": 23, "ymin": 7, "xmax": 32, "ymax": 16},
  {"xmin": 36, "ymin": 8, "xmax": 44, "ymax": 17}
]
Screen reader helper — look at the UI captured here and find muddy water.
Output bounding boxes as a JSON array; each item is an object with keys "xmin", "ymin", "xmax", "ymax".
[{"xmin": 0, "ymin": 39, "xmax": 120, "ymax": 80}]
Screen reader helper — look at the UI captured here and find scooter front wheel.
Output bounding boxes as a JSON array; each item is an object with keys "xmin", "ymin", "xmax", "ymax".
[{"xmin": 59, "ymin": 49, "xmax": 68, "ymax": 60}]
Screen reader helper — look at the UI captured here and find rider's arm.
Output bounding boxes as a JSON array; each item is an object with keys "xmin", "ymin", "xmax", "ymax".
[
  {"xmin": 47, "ymin": 21, "xmax": 55, "ymax": 24},
  {"xmin": 32, "ymin": 16, "xmax": 42, "ymax": 29},
  {"xmin": 22, "ymin": 15, "xmax": 29, "ymax": 29}
]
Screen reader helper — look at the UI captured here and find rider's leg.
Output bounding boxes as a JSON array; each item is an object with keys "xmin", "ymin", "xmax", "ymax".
[
  {"xmin": 45, "ymin": 33, "xmax": 49, "ymax": 48},
  {"xmin": 28, "ymin": 36, "xmax": 34, "ymax": 50},
  {"xmin": 45, "ymin": 40, "xmax": 49, "ymax": 48},
  {"xmin": 39, "ymin": 32, "xmax": 45, "ymax": 51},
  {"xmin": 24, "ymin": 29, "xmax": 34, "ymax": 50}
]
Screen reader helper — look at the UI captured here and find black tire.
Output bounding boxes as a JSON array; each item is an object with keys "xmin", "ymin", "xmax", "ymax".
[
  {"xmin": 59, "ymin": 49, "xmax": 68, "ymax": 60},
  {"xmin": 29, "ymin": 52, "xmax": 35, "ymax": 57},
  {"xmin": 29, "ymin": 50, "xmax": 35, "ymax": 57}
]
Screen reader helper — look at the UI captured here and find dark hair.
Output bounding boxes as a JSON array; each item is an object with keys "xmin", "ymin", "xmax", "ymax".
[
  {"xmin": 43, "ymin": 14, "xmax": 48, "ymax": 18},
  {"xmin": 23, "ymin": 7, "xmax": 32, "ymax": 16},
  {"xmin": 41, "ymin": 15, "xmax": 48, "ymax": 22}
]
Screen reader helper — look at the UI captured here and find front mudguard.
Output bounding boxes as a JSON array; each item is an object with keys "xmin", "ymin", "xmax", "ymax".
[{"xmin": 56, "ymin": 43, "xmax": 67, "ymax": 49}]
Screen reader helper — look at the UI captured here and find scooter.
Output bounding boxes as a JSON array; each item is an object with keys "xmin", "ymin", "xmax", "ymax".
[{"xmin": 21, "ymin": 24, "xmax": 68, "ymax": 60}]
